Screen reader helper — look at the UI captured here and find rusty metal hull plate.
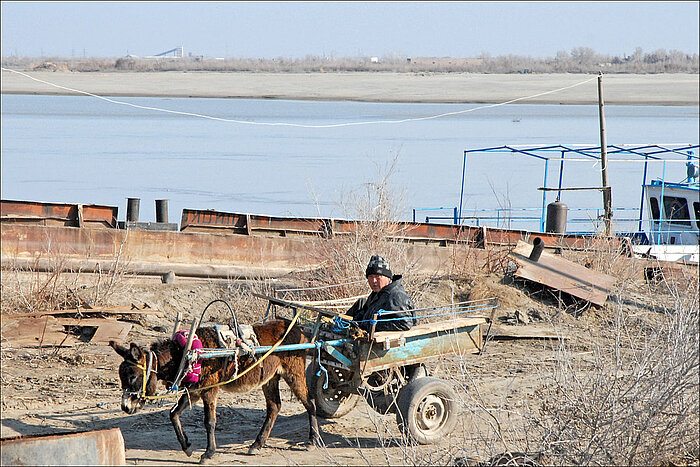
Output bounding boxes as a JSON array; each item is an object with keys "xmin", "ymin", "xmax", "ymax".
[
  {"xmin": 1, "ymin": 199, "xmax": 118, "ymax": 228},
  {"xmin": 359, "ymin": 323, "xmax": 483, "ymax": 373},
  {"xmin": 179, "ymin": 208, "xmax": 617, "ymax": 250},
  {"xmin": 1, "ymin": 223, "xmax": 492, "ymax": 278}
]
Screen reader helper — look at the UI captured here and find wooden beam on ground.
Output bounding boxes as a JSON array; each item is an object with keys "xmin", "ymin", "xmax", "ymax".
[
  {"xmin": 510, "ymin": 240, "xmax": 616, "ymax": 307},
  {"xmin": 488, "ymin": 324, "xmax": 568, "ymax": 340},
  {"xmin": 9, "ymin": 305, "xmax": 158, "ymax": 318}
]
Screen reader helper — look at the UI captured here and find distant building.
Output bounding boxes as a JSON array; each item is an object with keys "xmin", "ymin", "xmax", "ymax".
[{"xmin": 370, "ymin": 56, "xmax": 379, "ymax": 63}]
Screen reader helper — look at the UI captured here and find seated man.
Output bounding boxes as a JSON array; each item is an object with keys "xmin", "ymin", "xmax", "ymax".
[{"xmin": 347, "ymin": 255, "xmax": 416, "ymax": 333}]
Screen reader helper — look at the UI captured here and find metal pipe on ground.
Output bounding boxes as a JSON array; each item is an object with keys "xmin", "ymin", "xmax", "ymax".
[
  {"xmin": 529, "ymin": 237, "xmax": 544, "ymax": 262},
  {"xmin": 1, "ymin": 256, "xmax": 299, "ymax": 279}
]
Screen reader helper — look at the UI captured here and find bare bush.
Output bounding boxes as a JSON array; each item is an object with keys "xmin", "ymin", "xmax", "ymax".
[
  {"xmin": 529, "ymin": 282, "xmax": 699, "ymax": 466},
  {"xmin": 3, "ymin": 46, "xmax": 697, "ymax": 73},
  {"xmin": 1, "ymin": 245, "xmax": 132, "ymax": 315},
  {"xmin": 302, "ymin": 152, "xmax": 445, "ymax": 310}
]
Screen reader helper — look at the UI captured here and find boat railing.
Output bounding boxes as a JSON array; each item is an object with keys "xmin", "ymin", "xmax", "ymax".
[
  {"xmin": 417, "ymin": 206, "xmax": 640, "ymax": 227},
  {"xmin": 414, "ymin": 206, "xmax": 697, "ymax": 242}
]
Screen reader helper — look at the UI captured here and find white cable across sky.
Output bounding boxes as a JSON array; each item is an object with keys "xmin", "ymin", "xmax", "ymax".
[{"xmin": 2, "ymin": 67, "xmax": 598, "ymax": 128}]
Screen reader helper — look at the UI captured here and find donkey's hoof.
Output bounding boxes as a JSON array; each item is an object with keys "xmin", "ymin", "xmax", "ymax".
[
  {"xmin": 303, "ymin": 441, "xmax": 317, "ymax": 451},
  {"xmin": 247, "ymin": 443, "xmax": 262, "ymax": 455},
  {"xmin": 182, "ymin": 444, "xmax": 194, "ymax": 457},
  {"xmin": 199, "ymin": 452, "xmax": 216, "ymax": 464}
]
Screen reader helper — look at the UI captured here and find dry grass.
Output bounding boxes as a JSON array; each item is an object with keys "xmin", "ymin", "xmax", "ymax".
[{"xmin": 0, "ymin": 249, "xmax": 131, "ymax": 315}]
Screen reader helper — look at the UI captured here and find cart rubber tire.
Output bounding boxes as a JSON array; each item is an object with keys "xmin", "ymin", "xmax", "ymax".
[
  {"xmin": 395, "ymin": 377, "xmax": 458, "ymax": 444},
  {"xmin": 309, "ymin": 364, "xmax": 359, "ymax": 419}
]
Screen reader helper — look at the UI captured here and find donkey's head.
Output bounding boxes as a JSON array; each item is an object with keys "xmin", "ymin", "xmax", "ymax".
[{"xmin": 110, "ymin": 341, "xmax": 158, "ymax": 414}]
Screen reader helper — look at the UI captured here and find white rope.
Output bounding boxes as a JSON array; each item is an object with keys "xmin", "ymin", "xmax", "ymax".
[{"xmin": 1, "ymin": 67, "xmax": 598, "ymax": 129}]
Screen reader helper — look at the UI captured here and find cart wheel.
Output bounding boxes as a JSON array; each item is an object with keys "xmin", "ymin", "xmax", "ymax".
[
  {"xmin": 396, "ymin": 377, "xmax": 458, "ymax": 444},
  {"xmin": 310, "ymin": 364, "xmax": 359, "ymax": 418}
]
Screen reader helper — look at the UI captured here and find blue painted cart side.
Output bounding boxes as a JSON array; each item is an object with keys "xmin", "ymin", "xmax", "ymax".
[{"xmin": 358, "ymin": 317, "xmax": 486, "ymax": 374}]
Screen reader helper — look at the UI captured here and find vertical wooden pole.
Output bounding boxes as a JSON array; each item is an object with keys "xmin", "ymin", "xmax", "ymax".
[{"xmin": 598, "ymin": 72, "xmax": 613, "ymax": 235}]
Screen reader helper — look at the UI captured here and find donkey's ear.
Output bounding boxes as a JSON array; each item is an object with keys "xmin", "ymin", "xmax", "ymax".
[
  {"xmin": 129, "ymin": 343, "xmax": 143, "ymax": 361},
  {"xmin": 110, "ymin": 341, "xmax": 131, "ymax": 359}
]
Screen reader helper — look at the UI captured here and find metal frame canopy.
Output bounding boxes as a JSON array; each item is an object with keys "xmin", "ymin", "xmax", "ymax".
[{"xmin": 458, "ymin": 143, "xmax": 699, "ymax": 233}]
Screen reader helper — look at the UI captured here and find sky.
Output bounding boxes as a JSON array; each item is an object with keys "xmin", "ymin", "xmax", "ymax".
[{"xmin": 1, "ymin": 1, "xmax": 698, "ymax": 59}]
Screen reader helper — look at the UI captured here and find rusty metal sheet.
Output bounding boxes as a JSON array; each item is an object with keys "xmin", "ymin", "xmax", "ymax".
[
  {"xmin": 1, "ymin": 199, "xmax": 118, "ymax": 228},
  {"xmin": 1, "ymin": 428, "xmax": 126, "ymax": 466},
  {"xmin": 180, "ymin": 208, "xmax": 486, "ymax": 245},
  {"xmin": 358, "ymin": 319, "xmax": 484, "ymax": 373},
  {"xmin": 1, "ymin": 223, "xmax": 321, "ymax": 270},
  {"xmin": 249, "ymin": 214, "xmax": 327, "ymax": 235},
  {"xmin": 179, "ymin": 208, "xmax": 608, "ymax": 250},
  {"xmin": 1, "ymin": 223, "xmax": 121, "ymax": 258},
  {"xmin": 510, "ymin": 240, "xmax": 617, "ymax": 307},
  {"xmin": 180, "ymin": 209, "xmax": 248, "ymax": 232}
]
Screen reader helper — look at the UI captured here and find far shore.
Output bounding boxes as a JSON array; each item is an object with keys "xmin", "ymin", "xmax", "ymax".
[{"xmin": 1, "ymin": 70, "xmax": 698, "ymax": 105}]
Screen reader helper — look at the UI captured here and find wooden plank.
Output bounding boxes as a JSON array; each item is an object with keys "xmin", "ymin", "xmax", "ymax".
[
  {"xmin": 510, "ymin": 240, "xmax": 616, "ymax": 306},
  {"xmin": 10, "ymin": 305, "xmax": 158, "ymax": 318},
  {"xmin": 360, "ymin": 321, "xmax": 484, "ymax": 373},
  {"xmin": 91, "ymin": 321, "xmax": 132, "ymax": 343},
  {"xmin": 0, "ymin": 316, "xmax": 76, "ymax": 347},
  {"xmin": 488, "ymin": 324, "xmax": 568, "ymax": 340},
  {"xmin": 373, "ymin": 317, "xmax": 487, "ymax": 342},
  {"xmin": 54, "ymin": 318, "xmax": 133, "ymax": 344}
]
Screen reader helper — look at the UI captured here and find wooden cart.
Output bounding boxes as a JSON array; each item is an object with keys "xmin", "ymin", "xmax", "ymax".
[{"xmin": 255, "ymin": 292, "xmax": 489, "ymax": 444}]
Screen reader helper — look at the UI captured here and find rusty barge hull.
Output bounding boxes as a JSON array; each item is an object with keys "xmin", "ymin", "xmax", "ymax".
[
  {"xmin": 179, "ymin": 207, "xmax": 608, "ymax": 250},
  {"xmin": 1, "ymin": 201, "xmax": 621, "ymax": 278},
  {"xmin": 1, "ymin": 222, "xmax": 499, "ymax": 278}
]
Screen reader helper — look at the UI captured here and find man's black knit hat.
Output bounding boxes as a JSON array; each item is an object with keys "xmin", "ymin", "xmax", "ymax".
[{"xmin": 365, "ymin": 255, "xmax": 392, "ymax": 278}]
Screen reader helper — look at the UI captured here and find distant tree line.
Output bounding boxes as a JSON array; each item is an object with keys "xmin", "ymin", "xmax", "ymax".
[{"xmin": 2, "ymin": 47, "xmax": 698, "ymax": 73}]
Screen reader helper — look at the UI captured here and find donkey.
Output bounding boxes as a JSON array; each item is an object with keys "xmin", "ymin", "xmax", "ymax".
[{"xmin": 110, "ymin": 319, "xmax": 322, "ymax": 463}]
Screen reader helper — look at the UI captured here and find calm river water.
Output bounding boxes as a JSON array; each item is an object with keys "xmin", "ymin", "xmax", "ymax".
[{"xmin": 1, "ymin": 94, "xmax": 698, "ymax": 232}]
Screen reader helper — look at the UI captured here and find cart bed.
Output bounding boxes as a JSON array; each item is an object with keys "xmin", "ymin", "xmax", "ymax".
[{"xmin": 359, "ymin": 316, "xmax": 487, "ymax": 373}]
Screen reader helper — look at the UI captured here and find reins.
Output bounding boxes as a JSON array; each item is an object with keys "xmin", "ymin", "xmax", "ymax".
[
  {"xmin": 131, "ymin": 311, "xmax": 301, "ymax": 402},
  {"xmin": 128, "ymin": 349, "xmax": 165, "ymax": 401}
]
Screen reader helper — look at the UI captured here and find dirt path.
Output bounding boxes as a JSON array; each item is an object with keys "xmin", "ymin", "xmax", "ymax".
[
  {"xmin": 2, "ymin": 267, "xmax": 695, "ymax": 465},
  {"xmin": 0, "ymin": 325, "xmax": 549, "ymax": 466}
]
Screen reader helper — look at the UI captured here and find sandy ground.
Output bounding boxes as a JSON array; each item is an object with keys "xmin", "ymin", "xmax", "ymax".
[
  {"xmin": 2, "ymin": 255, "xmax": 695, "ymax": 465},
  {"xmin": 2, "ymin": 70, "xmax": 698, "ymax": 105}
]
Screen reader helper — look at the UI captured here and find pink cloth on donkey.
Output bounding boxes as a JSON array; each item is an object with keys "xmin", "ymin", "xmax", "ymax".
[{"xmin": 174, "ymin": 330, "xmax": 203, "ymax": 383}]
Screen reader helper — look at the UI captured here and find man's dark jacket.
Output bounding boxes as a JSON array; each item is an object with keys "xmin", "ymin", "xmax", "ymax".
[{"xmin": 347, "ymin": 275, "xmax": 416, "ymax": 332}]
